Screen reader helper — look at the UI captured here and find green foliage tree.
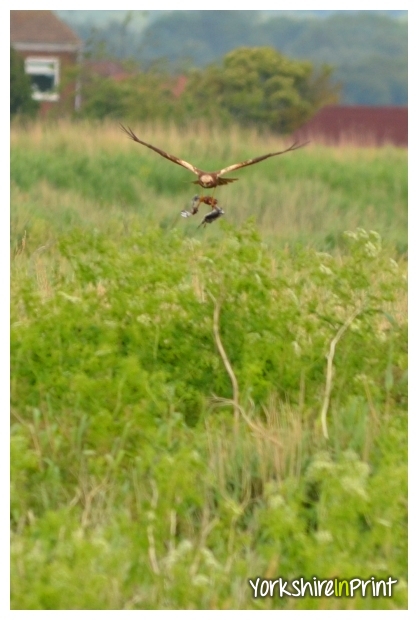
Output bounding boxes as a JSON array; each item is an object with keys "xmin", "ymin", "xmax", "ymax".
[
  {"xmin": 78, "ymin": 66, "xmax": 177, "ymax": 122},
  {"xmin": 183, "ymin": 47, "xmax": 339, "ymax": 133},
  {"xmin": 59, "ymin": 11, "xmax": 407, "ymax": 105},
  {"xmin": 10, "ymin": 47, "xmax": 39, "ymax": 118}
]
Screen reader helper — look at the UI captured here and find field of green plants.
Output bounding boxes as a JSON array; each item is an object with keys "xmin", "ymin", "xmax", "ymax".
[{"xmin": 11, "ymin": 121, "xmax": 407, "ymax": 609}]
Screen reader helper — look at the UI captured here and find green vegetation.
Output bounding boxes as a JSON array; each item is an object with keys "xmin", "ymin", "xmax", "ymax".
[
  {"xmin": 182, "ymin": 47, "xmax": 338, "ymax": 133},
  {"xmin": 259, "ymin": 11, "xmax": 407, "ymax": 105},
  {"xmin": 10, "ymin": 47, "xmax": 39, "ymax": 118},
  {"xmin": 78, "ymin": 47, "xmax": 337, "ymax": 133},
  {"xmin": 78, "ymin": 67, "xmax": 177, "ymax": 123},
  {"xmin": 10, "ymin": 121, "xmax": 407, "ymax": 250},
  {"xmin": 60, "ymin": 10, "xmax": 407, "ymax": 106},
  {"xmin": 11, "ymin": 121, "xmax": 407, "ymax": 609}
]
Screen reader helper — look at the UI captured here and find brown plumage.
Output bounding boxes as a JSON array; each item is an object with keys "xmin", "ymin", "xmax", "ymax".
[{"xmin": 120, "ymin": 125, "xmax": 307, "ymax": 189}]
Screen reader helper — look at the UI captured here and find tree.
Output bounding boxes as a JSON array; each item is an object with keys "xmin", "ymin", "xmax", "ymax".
[
  {"xmin": 10, "ymin": 47, "xmax": 39, "ymax": 118},
  {"xmin": 183, "ymin": 47, "xmax": 339, "ymax": 133},
  {"xmin": 78, "ymin": 67, "xmax": 177, "ymax": 122}
]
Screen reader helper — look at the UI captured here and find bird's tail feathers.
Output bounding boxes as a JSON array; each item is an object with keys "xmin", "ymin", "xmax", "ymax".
[{"xmin": 217, "ymin": 177, "xmax": 238, "ymax": 186}]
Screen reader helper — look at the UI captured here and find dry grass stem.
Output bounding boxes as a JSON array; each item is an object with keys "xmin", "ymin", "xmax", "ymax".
[
  {"xmin": 208, "ymin": 292, "xmax": 240, "ymax": 428},
  {"xmin": 320, "ymin": 306, "xmax": 364, "ymax": 439},
  {"xmin": 147, "ymin": 480, "xmax": 160, "ymax": 575}
]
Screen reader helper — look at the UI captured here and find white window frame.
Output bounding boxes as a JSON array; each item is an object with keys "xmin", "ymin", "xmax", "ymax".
[{"xmin": 24, "ymin": 57, "xmax": 60, "ymax": 102}]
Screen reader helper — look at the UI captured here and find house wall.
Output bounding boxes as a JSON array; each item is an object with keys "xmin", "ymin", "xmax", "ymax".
[{"xmin": 16, "ymin": 49, "xmax": 79, "ymax": 115}]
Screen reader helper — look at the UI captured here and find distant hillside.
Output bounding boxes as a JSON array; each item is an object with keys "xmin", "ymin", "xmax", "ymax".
[
  {"xmin": 56, "ymin": 10, "xmax": 407, "ymax": 106},
  {"xmin": 55, "ymin": 10, "xmax": 407, "ymax": 26},
  {"xmin": 55, "ymin": 10, "xmax": 156, "ymax": 33}
]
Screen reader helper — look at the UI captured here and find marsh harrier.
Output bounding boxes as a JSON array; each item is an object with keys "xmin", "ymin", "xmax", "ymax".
[{"xmin": 120, "ymin": 125, "xmax": 307, "ymax": 189}]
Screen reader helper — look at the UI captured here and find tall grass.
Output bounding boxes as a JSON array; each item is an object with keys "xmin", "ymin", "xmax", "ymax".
[
  {"xmin": 10, "ymin": 120, "xmax": 407, "ymax": 609},
  {"xmin": 11, "ymin": 119, "xmax": 407, "ymax": 252}
]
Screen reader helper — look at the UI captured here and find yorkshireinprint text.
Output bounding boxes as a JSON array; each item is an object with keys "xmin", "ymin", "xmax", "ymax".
[{"xmin": 248, "ymin": 576, "xmax": 397, "ymax": 598}]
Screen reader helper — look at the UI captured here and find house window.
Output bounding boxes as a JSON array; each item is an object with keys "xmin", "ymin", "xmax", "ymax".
[{"xmin": 25, "ymin": 57, "xmax": 60, "ymax": 101}]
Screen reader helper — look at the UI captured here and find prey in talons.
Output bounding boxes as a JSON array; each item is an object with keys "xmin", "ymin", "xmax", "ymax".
[
  {"xmin": 197, "ymin": 206, "xmax": 225, "ymax": 228},
  {"xmin": 180, "ymin": 194, "xmax": 225, "ymax": 228}
]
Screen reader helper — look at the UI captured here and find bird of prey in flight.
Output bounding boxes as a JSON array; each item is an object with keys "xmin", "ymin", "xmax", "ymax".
[{"xmin": 120, "ymin": 125, "xmax": 307, "ymax": 189}]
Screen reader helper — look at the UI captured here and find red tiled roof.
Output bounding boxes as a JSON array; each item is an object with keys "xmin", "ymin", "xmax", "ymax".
[
  {"xmin": 86, "ymin": 60, "xmax": 131, "ymax": 79},
  {"xmin": 85, "ymin": 63, "xmax": 188, "ymax": 96},
  {"xmin": 10, "ymin": 10, "xmax": 81, "ymax": 46},
  {"xmin": 172, "ymin": 75, "xmax": 187, "ymax": 98}
]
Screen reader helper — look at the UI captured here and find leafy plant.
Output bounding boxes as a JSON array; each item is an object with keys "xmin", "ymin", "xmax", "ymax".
[
  {"xmin": 10, "ymin": 121, "xmax": 407, "ymax": 609},
  {"xmin": 10, "ymin": 47, "xmax": 39, "ymax": 118}
]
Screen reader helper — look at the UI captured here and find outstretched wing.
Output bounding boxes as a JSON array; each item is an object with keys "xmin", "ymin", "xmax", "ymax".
[
  {"xmin": 216, "ymin": 141, "xmax": 308, "ymax": 177},
  {"xmin": 120, "ymin": 125, "xmax": 201, "ymax": 176}
]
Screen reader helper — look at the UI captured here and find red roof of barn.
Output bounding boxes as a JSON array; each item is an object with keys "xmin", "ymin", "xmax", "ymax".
[{"xmin": 293, "ymin": 105, "xmax": 407, "ymax": 147}]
